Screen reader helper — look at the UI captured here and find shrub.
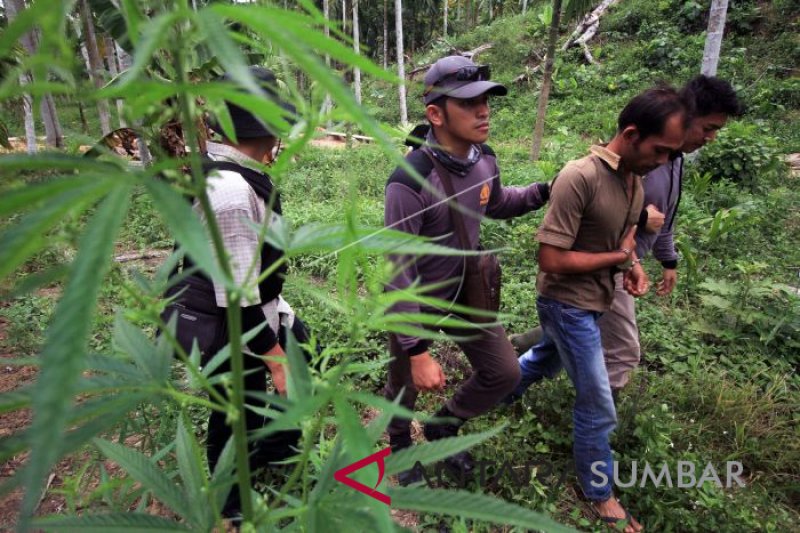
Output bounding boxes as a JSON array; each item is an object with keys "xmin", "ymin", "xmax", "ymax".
[
  {"xmin": 693, "ymin": 122, "xmax": 784, "ymax": 191},
  {"xmin": 638, "ymin": 22, "xmax": 704, "ymax": 71},
  {"xmin": 746, "ymin": 77, "xmax": 800, "ymax": 117}
]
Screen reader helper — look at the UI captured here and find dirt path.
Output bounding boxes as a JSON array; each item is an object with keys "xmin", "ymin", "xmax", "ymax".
[{"xmin": 0, "ymin": 310, "xmax": 71, "ymax": 531}]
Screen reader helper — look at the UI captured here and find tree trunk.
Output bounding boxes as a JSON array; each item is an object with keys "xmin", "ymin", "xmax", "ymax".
[
  {"xmin": 79, "ymin": 0, "xmax": 112, "ymax": 135},
  {"xmin": 383, "ymin": 0, "xmax": 389, "ymax": 68},
  {"xmin": 6, "ymin": 0, "xmax": 64, "ymax": 148},
  {"xmin": 77, "ymin": 99, "xmax": 89, "ymax": 133},
  {"xmin": 395, "ymin": 0, "xmax": 408, "ymax": 126},
  {"xmin": 444, "ymin": 0, "xmax": 448, "ymax": 38},
  {"xmin": 116, "ymin": 43, "xmax": 152, "ymax": 165},
  {"xmin": 471, "ymin": 0, "xmax": 477, "ymax": 27},
  {"xmin": 72, "ymin": 15, "xmax": 112, "ymax": 128},
  {"xmin": 323, "ymin": 0, "xmax": 333, "ymax": 127},
  {"xmin": 37, "ymin": 64, "xmax": 63, "ymax": 148},
  {"xmin": 19, "ymin": 73, "xmax": 37, "ymax": 153},
  {"xmin": 116, "ymin": 43, "xmax": 131, "ymax": 77},
  {"xmin": 522, "ymin": 0, "xmax": 528, "ymax": 14},
  {"xmin": 530, "ymin": 0, "xmax": 562, "ymax": 161},
  {"xmin": 352, "ymin": 0, "xmax": 362, "ymax": 105},
  {"xmin": 104, "ymin": 34, "xmax": 126, "ymax": 127},
  {"xmin": 701, "ymin": 0, "xmax": 729, "ymax": 76}
]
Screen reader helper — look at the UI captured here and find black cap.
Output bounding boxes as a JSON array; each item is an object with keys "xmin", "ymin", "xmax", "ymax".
[
  {"xmin": 423, "ymin": 56, "xmax": 507, "ymax": 105},
  {"xmin": 209, "ymin": 66, "xmax": 296, "ymax": 139}
]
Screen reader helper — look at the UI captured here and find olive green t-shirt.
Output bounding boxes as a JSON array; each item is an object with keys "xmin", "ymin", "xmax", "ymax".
[{"xmin": 536, "ymin": 145, "xmax": 644, "ymax": 312}]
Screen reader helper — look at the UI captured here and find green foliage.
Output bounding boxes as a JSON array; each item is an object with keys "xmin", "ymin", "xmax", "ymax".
[
  {"xmin": 694, "ymin": 122, "xmax": 785, "ymax": 190},
  {"xmin": 1, "ymin": 0, "xmax": 799, "ymax": 530},
  {"xmin": 0, "ymin": 2, "xmax": 573, "ymax": 532},
  {"xmin": 694, "ymin": 263, "xmax": 800, "ymax": 354},
  {"xmin": 638, "ymin": 22, "xmax": 704, "ymax": 71},
  {"xmin": 746, "ymin": 76, "xmax": 800, "ymax": 117},
  {"xmin": 34, "ymin": 512, "xmax": 192, "ymax": 531}
]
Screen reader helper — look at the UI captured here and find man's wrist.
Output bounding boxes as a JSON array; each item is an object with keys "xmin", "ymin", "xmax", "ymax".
[
  {"xmin": 616, "ymin": 248, "xmax": 633, "ymax": 269},
  {"xmin": 661, "ymin": 259, "xmax": 678, "ymax": 270},
  {"xmin": 410, "ymin": 351, "xmax": 431, "ymax": 365},
  {"xmin": 408, "ymin": 340, "xmax": 430, "ymax": 357}
]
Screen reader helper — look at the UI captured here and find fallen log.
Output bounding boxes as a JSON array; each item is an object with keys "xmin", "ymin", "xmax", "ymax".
[
  {"xmin": 114, "ymin": 250, "xmax": 171, "ymax": 263},
  {"xmin": 322, "ymin": 130, "xmax": 374, "ymax": 143},
  {"xmin": 407, "ymin": 43, "xmax": 494, "ymax": 79},
  {"xmin": 513, "ymin": 64, "xmax": 542, "ymax": 85},
  {"xmin": 462, "ymin": 43, "xmax": 493, "ymax": 60},
  {"xmin": 562, "ymin": 0, "xmax": 620, "ymax": 63}
]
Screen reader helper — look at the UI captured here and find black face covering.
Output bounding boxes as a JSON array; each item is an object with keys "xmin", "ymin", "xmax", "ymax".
[{"xmin": 425, "ymin": 128, "xmax": 481, "ymax": 177}]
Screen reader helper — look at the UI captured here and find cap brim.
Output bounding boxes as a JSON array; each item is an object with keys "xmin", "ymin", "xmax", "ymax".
[
  {"xmin": 448, "ymin": 81, "xmax": 507, "ymax": 99},
  {"xmin": 426, "ymin": 80, "xmax": 508, "ymax": 104},
  {"xmin": 209, "ymin": 100, "xmax": 297, "ymax": 139}
]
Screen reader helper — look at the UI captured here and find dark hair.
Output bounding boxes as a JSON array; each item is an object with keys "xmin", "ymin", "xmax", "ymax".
[
  {"xmin": 617, "ymin": 86, "xmax": 690, "ymax": 140},
  {"xmin": 681, "ymin": 75, "xmax": 742, "ymax": 118},
  {"xmin": 405, "ymin": 123, "xmax": 431, "ymax": 148},
  {"xmin": 426, "ymin": 95, "xmax": 450, "ymax": 123}
]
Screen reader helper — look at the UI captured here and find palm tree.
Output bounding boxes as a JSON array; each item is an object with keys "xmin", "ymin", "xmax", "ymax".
[
  {"xmin": 19, "ymin": 71, "xmax": 37, "ymax": 153},
  {"xmin": 104, "ymin": 34, "xmax": 126, "ymax": 127},
  {"xmin": 323, "ymin": 0, "xmax": 333, "ymax": 127},
  {"xmin": 352, "ymin": 0, "xmax": 362, "ymax": 104},
  {"xmin": 701, "ymin": 0, "xmax": 729, "ymax": 76},
  {"xmin": 77, "ymin": 0, "xmax": 112, "ymax": 135},
  {"xmin": 395, "ymin": 0, "xmax": 408, "ymax": 126},
  {"xmin": 6, "ymin": 0, "xmax": 64, "ymax": 148},
  {"xmin": 383, "ymin": 0, "xmax": 389, "ymax": 69},
  {"xmin": 443, "ymin": 0, "xmax": 449, "ymax": 38}
]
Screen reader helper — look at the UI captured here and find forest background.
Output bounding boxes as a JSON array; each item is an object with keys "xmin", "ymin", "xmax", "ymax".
[{"xmin": 0, "ymin": 0, "xmax": 798, "ymax": 531}]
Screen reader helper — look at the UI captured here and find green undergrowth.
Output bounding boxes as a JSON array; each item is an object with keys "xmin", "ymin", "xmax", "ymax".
[{"xmin": 1, "ymin": 0, "xmax": 798, "ymax": 530}]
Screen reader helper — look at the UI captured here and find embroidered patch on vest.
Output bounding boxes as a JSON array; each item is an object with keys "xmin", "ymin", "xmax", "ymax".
[{"xmin": 479, "ymin": 183, "xmax": 491, "ymax": 206}]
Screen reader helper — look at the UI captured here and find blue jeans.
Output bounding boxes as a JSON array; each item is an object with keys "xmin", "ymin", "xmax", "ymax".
[{"xmin": 514, "ymin": 296, "xmax": 617, "ymax": 501}]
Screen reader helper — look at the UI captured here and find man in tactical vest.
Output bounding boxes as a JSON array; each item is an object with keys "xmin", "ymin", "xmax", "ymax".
[{"xmin": 383, "ymin": 56, "xmax": 551, "ymax": 483}]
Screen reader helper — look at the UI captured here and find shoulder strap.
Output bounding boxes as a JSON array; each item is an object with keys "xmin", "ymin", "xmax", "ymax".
[
  {"xmin": 666, "ymin": 156, "xmax": 683, "ymax": 232},
  {"xmin": 201, "ymin": 160, "xmax": 277, "ymax": 206},
  {"xmin": 171, "ymin": 159, "xmax": 279, "ymax": 278},
  {"xmin": 421, "ymin": 149, "xmax": 471, "ymax": 251}
]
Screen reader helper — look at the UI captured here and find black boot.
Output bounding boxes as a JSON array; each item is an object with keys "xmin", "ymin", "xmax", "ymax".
[
  {"xmin": 390, "ymin": 434, "xmax": 424, "ymax": 486},
  {"xmin": 251, "ymin": 429, "xmax": 302, "ymax": 469},
  {"xmin": 423, "ymin": 406, "xmax": 475, "ymax": 476},
  {"xmin": 611, "ymin": 387, "xmax": 621, "ymax": 407}
]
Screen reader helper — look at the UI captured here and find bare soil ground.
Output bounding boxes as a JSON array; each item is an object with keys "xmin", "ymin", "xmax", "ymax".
[{"xmin": 0, "ymin": 311, "xmax": 70, "ymax": 531}]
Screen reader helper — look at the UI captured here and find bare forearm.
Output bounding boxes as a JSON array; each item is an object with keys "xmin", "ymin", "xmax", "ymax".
[{"xmin": 538, "ymin": 244, "xmax": 628, "ymax": 274}]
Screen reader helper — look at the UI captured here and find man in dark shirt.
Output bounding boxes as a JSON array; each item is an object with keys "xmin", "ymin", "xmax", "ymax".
[
  {"xmin": 600, "ymin": 76, "xmax": 741, "ymax": 393},
  {"xmin": 383, "ymin": 56, "xmax": 550, "ymax": 481},
  {"xmin": 509, "ymin": 87, "xmax": 691, "ymax": 532}
]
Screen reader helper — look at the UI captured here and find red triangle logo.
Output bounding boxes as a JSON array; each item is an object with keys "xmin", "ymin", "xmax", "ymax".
[{"xmin": 333, "ymin": 447, "xmax": 392, "ymax": 505}]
